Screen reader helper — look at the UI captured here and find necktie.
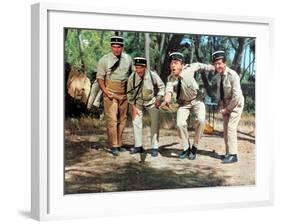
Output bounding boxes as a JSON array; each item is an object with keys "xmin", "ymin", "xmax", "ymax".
[
  {"xmin": 176, "ymin": 78, "xmax": 181, "ymax": 100},
  {"xmin": 220, "ymin": 76, "xmax": 224, "ymax": 101},
  {"xmin": 110, "ymin": 55, "xmax": 121, "ymax": 73}
]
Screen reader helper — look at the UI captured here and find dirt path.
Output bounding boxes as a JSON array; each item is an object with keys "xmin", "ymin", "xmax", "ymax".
[{"xmin": 64, "ymin": 124, "xmax": 255, "ymax": 194}]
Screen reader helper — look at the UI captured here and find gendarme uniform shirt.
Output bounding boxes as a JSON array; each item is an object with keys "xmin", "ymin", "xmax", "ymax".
[
  {"xmin": 166, "ymin": 63, "xmax": 214, "ymax": 103},
  {"xmin": 127, "ymin": 70, "xmax": 165, "ymax": 107},
  {"xmin": 216, "ymin": 66, "xmax": 244, "ymax": 111},
  {"xmin": 96, "ymin": 52, "xmax": 133, "ymax": 82}
]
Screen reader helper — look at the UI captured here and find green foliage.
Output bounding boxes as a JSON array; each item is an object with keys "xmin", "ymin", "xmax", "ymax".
[
  {"xmin": 124, "ymin": 32, "xmax": 145, "ymax": 58},
  {"xmin": 241, "ymin": 83, "xmax": 255, "ymax": 114},
  {"xmin": 64, "ymin": 28, "xmax": 256, "ymax": 114},
  {"xmin": 65, "ymin": 29, "xmax": 113, "ymax": 80}
]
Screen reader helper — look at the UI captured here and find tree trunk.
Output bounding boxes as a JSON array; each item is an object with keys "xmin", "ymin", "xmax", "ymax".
[
  {"xmin": 249, "ymin": 50, "xmax": 252, "ymax": 76},
  {"xmin": 100, "ymin": 31, "xmax": 104, "ymax": 46},
  {"xmin": 189, "ymin": 36, "xmax": 194, "ymax": 64},
  {"xmin": 64, "ymin": 28, "xmax": 68, "ymax": 42},
  {"xmin": 157, "ymin": 34, "xmax": 166, "ymax": 74},
  {"xmin": 231, "ymin": 37, "xmax": 245, "ymax": 76},
  {"xmin": 240, "ymin": 46, "xmax": 247, "ymax": 82},
  {"xmin": 145, "ymin": 33, "xmax": 150, "ymax": 70},
  {"xmin": 77, "ymin": 29, "xmax": 86, "ymax": 73},
  {"xmin": 194, "ymin": 35, "xmax": 212, "ymax": 97}
]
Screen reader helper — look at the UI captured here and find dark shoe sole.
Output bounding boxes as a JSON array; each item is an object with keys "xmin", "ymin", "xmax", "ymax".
[
  {"xmin": 188, "ymin": 153, "xmax": 196, "ymax": 160},
  {"xmin": 179, "ymin": 151, "xmax": 189, "ymax": 159},
  {"xmin": 151, "ymin": 152, "xmax": 158, "ymax": 157},
  {"xmin": 221, "ymin": 155, "xmax": 238, "ymax": 164},
  {"xmin": 130, "ymin": 147, "xmax": 144, "ymax": 154},
  {"xmin": 119, "ymin": 147, "xmax": 127, "ymax": 152},
  {"xmin": 130, "ymin": 150, "xmax": 141, "ymax": 154},
  {"xmin": 222, "ymin": 159, "xmax": 238, "ymax": 164}
]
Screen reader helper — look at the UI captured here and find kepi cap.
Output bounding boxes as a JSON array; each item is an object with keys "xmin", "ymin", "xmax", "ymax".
[
  {"xmin": 169, "ymin": 52, "xmax": 184, "ymax": 62},
  {"xmin": 134, "ymin": 57, "xmax": 147, "ymax": 66},
  {"xmin": 110, "ymin": 36, "xmax": 124, "ymax": 46},
  {"xmin": 212, "ymin": 50, "xmax": 226, "ymax": 62}
]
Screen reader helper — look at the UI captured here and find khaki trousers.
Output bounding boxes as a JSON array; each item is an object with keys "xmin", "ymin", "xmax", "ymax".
[
  {"xmin": 176, "ymin": 100, "xmax": 205, "ymax": 149},
  {"xmin": 132, "ymin": 106, "xmax": 160, "ymax": 149},
  {"xmin": 103, "ymin": 80, "xmax": 128, "ymax": 148},
  {"xmin": 223, "ymin": 98, "xmax": 244, "ymax": 155}
]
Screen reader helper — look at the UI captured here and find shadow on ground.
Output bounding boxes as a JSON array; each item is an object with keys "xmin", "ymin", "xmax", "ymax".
[{"xmin": 65, "ymin": 160, "xmax": 226, "ymax": 194}]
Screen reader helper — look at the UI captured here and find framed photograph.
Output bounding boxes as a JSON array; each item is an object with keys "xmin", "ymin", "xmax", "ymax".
[{"xmin": 31, "ymin": 2, "xmax": 274, "ymax": 221}]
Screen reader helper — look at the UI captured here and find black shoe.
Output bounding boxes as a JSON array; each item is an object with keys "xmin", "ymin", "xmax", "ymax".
[
  {"xmin": 111, "ymin": 147, "xmax": 120, "ymax": 156},
  {"xmin": 222, "ymin": 154, "xmax": 238, "ymax": 164},
  {"xmin": 118, "ymin": 147, "xmax": 127, "ymax": 152},
  {"xmin": 188, "ymin": 146, "xmax": 198, "ymax": 160},
  {"xmin": 179, "ymin": 148, "xmax": 190, "ymax": 159},
  {"xmin": 151, "ymin": 148, "xmax": 158, "ymax": 157},
  {"xmin": 130, "ymin": 146, "xmax": 144, "ymax": 154}
]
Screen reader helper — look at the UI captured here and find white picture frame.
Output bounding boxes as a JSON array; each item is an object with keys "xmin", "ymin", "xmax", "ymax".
[{"xmin": 31, "ymin": 2, "xmax": 274, "ymax": 221}]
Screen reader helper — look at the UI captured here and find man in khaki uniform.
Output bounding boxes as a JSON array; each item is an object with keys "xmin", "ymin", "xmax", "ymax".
[
  {"xmin": 96, "ymin": 36, "xmax": 133, "ymax": 156},
  {"xmin": 127, "ymin": 57, "xmax": 165, "ymax": 157},
  {"xmin": 212, "ymin": 51, "xmax": 244, "ymax": 163},
  {"xmin": 163, "ymin": 52, "xmax": 214, "ymax": 160}
]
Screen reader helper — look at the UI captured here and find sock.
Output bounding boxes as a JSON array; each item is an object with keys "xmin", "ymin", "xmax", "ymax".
[{"xmin": 183, "ymin": 143, "xmax": 189, "ymax": 151}]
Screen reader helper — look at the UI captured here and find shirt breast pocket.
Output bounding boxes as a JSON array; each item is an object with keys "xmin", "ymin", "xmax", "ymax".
[
  {"xmin": 120, "ymin": 61, "xmax": 129, "ymax": 72},
  {"xmin": 224, "ymin": 83, "xmax": 232, "ymax": 96},
  {"xmin": 142, "ymin": 79, "xmax": 153, "ymax": 100},
  {"xmin": 142, "ymin": 89, "xmax": 153, "ymax": 101},
  {"xmin": 183, "ymin": 82, "xmax": 193, "ymax": 91}
]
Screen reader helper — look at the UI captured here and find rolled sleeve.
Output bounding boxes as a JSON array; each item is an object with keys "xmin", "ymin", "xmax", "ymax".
[
  {"xmin": 165, "ymin": 81, "xmax": 174, "ymax": 95},
  {"xmin": 96, "ymin": 57, "xmax": 106, "ymax": 80}
]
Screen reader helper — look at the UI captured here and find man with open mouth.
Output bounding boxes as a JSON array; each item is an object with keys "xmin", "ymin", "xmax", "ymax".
[{"xmin": 163, "ymin": 52, "xmax": 214, "ymax": 160}]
